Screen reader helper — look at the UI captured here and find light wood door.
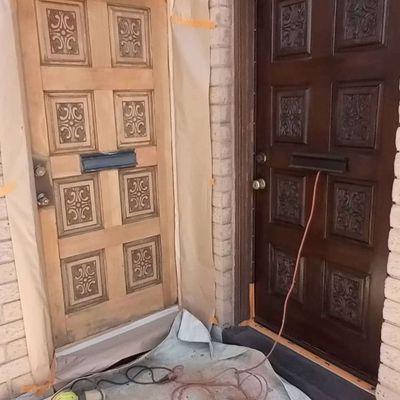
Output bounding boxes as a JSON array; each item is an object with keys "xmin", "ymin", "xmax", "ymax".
[{"xmin": 17, "ymin": 0, "xmax": 177, "ymax": 347}]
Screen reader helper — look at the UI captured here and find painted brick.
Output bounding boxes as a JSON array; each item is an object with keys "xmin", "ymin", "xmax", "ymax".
[
  {"xmin": 0, "ymin": 200, "xmax": 8, "ymax": 222},
  {"xmin": 211, "ymin": 123, "xmax": 232, "ymax": 142},
  {"xmin": 211, "ymin": 27, "xmax": 231, "ymax": 48},
  {"xmin": 0, "ymin": 282, "xmax": 20, "ymax": 305},
  {"xmin": 376, "ymin": 383, "xmax": 400, "ymax": 400},
  {"xmin": 392, "ymin": 179, "xmax": 400, "ymax": 204},
  {"xmin": 212, "ymin": 142, "xmax": 232, "ymax": 159},
  {"xmin": 0, "ymin": 241, "xmax": 13, "ymax": 264},
  {"xmin": 383, "ymin": 299, "xmax": 400, "ymax": 326},
  {"xmin": 0, "ymin": 221, "xmax": 10, "ymax": 242},
  {"xmin": 0, "ymin": 357, "xmax": 30, "ymax": 384},
  {"xmin": 213, "ymin": 158, "xmax": 232, "ymax": 176},
  {"xmin": 213, "ymin": 176, "xmax": 233, "ymax": 192},
  {"xmin": 396, "ymin": 128, "xmax": 400, "ymax": 151},
  {"xmin": 210, "ymin": 67, "xmax": 233, "ymax": 86},
  {"xmin": 210, "ymin": 86, "xmax": 231, "ymax": 105},
  {"xmin": 11, "ymin": 373, "xmax": 33, "ymax": 396},
  {"xmin": 215, "ymin": 296, "xmax": 233, "ymax": 327},
  {"xmin": 379, "ymin": 364, "xmax": 400, "ymax": 394},
  {"xmin": 385, "ymin": 277, "xmax": 400, "ymax": 303},
  {"xmin": 382, "ymin": 322, "xmax": 400, "ymax": 351},
  {"xmin": 3, "ymin": 301, "xmax": 22, "ymax": 323},
  {"xmin": 395, "ymin": 153, "xmax": 400, "ymax": 178},
  {"xmin": 212, "ymin": 191, "xmax": 232, "ymax": 208},
  {"xmin": 215, "ymin": 270, "xmax": 232, "ymax": 287},
  {"xmin": 0, "ymin": 383, "xmax": 10, "ymax": 400},
  {"xmin": 213, "ymin": 239, "xmax": 232, "ymax": 257},
  {"xmin": 388, "ymin": 229, "xmax": 400, "ymax": 253},
  {"xmin": 214, "ymin": 255, "xmax": 233, "ymax": 273},
  {"xmin": 6, "ymin": 339, "xmax": 28, "ymax": 362},
  {"xmin": 0, "ymin": 321, "xmax": 25, "ymax": 345},
  {"xmin": 0, "ymin": 262, "xmax": 16, "ymax": 285},
  {"xmin": 211, "ymin": 104, "xmax": 231, "ymax": 124},
  {"xmin": 213, "ymin": 207, "xmax": 232, "ymax": 224},
  {"xmin": 213, "ymin": 223, "xmax": 232, "ymax": 241},
  {"xmin": 216, "ymin": 285, "xmax": 233, "ymax": 302},
  {"xmin": 390, "ymin": 204, "xmax": 400, "ymax": 229},
  {"xmin": 211, "ymin": 47, "xmax": 231, "ymax": 67},
  {"xmin": 381, "ymin": 343, "xmax": 400, "ymax": 372},
  {"xmin": 210, "ymin": 0, "xmax": 232, "ymax": 7},
  {"xmin": 210, "ymin": 6, "xmax": 231, "ymax": 26},
  {"xmin": 0, "ymin": 347, "xmax": 5, "ymax": 365},
  {"xmin": 388, "ymin": 252, "xmax": 400, "ymax": 279}
]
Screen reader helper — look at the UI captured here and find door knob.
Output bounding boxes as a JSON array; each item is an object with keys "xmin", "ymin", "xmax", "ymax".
[
  {"xmin": 252, "ymin": 178, "xmax": 266, "ymax": 191},
  {"xmin": 37, "ymin": 192, "xmax": 50, "ymax": 207}
]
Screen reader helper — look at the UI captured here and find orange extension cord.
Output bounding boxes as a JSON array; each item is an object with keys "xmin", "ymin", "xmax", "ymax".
[{"xmin": 266, "ymin": 170, "xmax": 322, "ymax": 360}]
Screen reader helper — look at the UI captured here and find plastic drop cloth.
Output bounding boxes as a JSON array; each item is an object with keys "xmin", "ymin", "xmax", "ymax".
[{"xmin": 71, "ymin": 311, "xmax": 311, "ymax": 400}]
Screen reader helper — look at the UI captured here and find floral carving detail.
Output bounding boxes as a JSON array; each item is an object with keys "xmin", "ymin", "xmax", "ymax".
[
  {"xmin": 127, "ymin": 176, "xmax": 151, "ymax": 213},
  {"xmin": 46, "ymin": 8, "xmax": 79, "ymax": 55},
  {"xmin": 122, "ymin": 100, "xmax": 146, "ymax": 138},
  {"xmin": 117, "ymin": 16, "xmax": 143, "ymax": 58},
  {"xmin": 344, "ymin": 0, "xmax": 379, "ymax": 41},
  {"xmin": 334, "ymin": 183, "xmax": 371, "ymax": 242},
  {"xmin": 337, "ymin": 91, "xmax": 377, "ymax": 147},
  {"xmin": 71, "ymin": 261, "xmax": 99, "ymax": 300},
  {"xmin": 328, "ymin": 271, "xmax": 363, "ymax": 326},
  {"xmin": 275, "ymin": 175, "xmax": 304, "ymax": 225},
  {"xmin": 274, "ymin": 250, "xmax": 302, "ymax": 300},
  {"xmin": 279, "ymin": 1, "xmax": 308, "ymax": 52},
  {"xmin": 131, "ymin": 246, "xmax": 154, "ymax": 281},
  {"xmin": 279, "ymin": 95, "xmax": 305, "ymax": 139},
  {"xmin": 56, "ymin": 102, "xmax": 86, "ymax": 143},
  {"xmin": 63, "ymin": 184, "xmax": 93, "ymax": 226}
]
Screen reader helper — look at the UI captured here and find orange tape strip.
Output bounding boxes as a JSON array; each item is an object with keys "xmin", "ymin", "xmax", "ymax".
[
  {"xmin": 0, "ymin": 182, "xmax": 16, "ymax": 197},
  {"xmin": 23, "ymin": 356, "xmax": 56, "ymax": 396},
  {"xmin": 171, "ymin": 15, "xmax": 216, "ymax": 29}
]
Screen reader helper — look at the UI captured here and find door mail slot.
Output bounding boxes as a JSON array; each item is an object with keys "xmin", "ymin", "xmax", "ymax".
[
  {"xmin": 290, "ymin": 152, "xmax": 347, "ymax": 174},
  {"xmin": 81, "ymin": 150, "xmax": 137, "ymax": 173}
]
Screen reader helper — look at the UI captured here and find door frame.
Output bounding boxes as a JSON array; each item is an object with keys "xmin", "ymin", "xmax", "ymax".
[{"xmin": 233, "ymin": 0, "xmax": 256, "ymax": 324}]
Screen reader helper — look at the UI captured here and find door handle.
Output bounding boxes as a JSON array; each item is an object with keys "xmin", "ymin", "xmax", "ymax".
[{"xmin": 252, "ymin": 178, "xmax": 266, "ymax": 191}]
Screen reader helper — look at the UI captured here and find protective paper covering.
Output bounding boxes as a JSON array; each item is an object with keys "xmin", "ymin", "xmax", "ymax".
[
  {"xmin": 0, "ymin": 0, "xmax": 52, "ymax": 383},
  {"xmin": 170, "ymin": 0, "xmax": 215, "ymax": 325}
]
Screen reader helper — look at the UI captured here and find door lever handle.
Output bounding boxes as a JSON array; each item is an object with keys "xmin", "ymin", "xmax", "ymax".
[{"xmin": 252, "ymin": 178, "xmax": 266, "ymax": 191}]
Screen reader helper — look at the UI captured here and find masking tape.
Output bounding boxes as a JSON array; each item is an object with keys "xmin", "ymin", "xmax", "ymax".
[
  {"xmin": 171, "ymin": 15, "xmax": 216, "ymax": 29},
  {"xmin": 0, "ymin": 182, "xmax": 16, "ymax": 197}
]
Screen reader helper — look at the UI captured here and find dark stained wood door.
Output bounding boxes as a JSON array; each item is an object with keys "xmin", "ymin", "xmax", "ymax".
[{"xmin": 255, "ymin": 0, "xmax": 400, "ymax": 383}]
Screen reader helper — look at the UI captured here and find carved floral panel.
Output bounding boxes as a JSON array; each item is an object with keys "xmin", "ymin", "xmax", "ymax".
[
  {"xmin": 335, "ymin": 0, "xmax": 386, "ymax": 49},
  {"xmin": 275, "ymin": 88, "xmax": 308, "ymax": 143},
  {"xmin": 119, "ymin": 167, "xmax": 158, "ymax": 224},
  {"xmin": 36, "ymin": 0, "xmax": 89, "ymax": 65},
  {"xmin": 324, "ymin": 263, "xmax": 369, "ymax": 330},
  {"xmin": 275, "ymin": 0, "xmax": 310, "ymax": 57},
  {"xmin": 114, "ymin": 91, "xmax": 153, "ymax": 147},
  {"xmin": 61, "ymin": 250, "xmax": 107, "ymax": 313},
  {"xmin": 54, "ymin": 174, "xmax": 102, "ymax": 237},
  {"xmin": 124, "ymin": 236, "xmax": 162, "ymax": 292},
  {"xmin": 270, "ymin": 246, "xmax": 304, "ymax": 302},
  {"xmin": 45, "ymin": 92, "xmax": 96, "ymax": 153},
  {"xmin": 272, "ymin": 172, "xmax": 305, "ymax": 226},
  {"xmin": 108, "ymin": 5, "xmax": 151, "ymax": 67},
  {"xmin": 331, "ymin": 180, "xmax": 373, "ymax": 243},
  {"xmin": 333, "ymin": 83, "xmax": 380, "ymax": 148}
]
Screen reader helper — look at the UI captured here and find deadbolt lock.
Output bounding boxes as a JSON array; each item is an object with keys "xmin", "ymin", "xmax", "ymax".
[
  {"xmin": 255, "ymin": 152, "xmax": 268, "ymax": 165},
  {"xmin": 33, "ymin": 156, "xmax": 53, "ymax": 207},
  {"xmin": 252, "ymin": 178, "xmax": 266, "ymax": 191}
]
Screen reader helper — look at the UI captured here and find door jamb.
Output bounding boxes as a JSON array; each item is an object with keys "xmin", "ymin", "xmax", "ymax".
[{"xmin": 233, "ymin": 0, "xmax": 256, "ymax": 324}]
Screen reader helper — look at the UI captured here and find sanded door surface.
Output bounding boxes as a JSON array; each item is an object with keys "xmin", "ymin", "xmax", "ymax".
[
  {"xmin": 17, "ymin": 0, "xmax": 177, "ymax": 347},
  {"xmin": 255, "ymin": 0, "xmax": 400, "ymax": 382}
]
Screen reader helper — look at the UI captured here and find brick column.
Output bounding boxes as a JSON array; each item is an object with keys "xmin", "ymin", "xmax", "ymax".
[
  {"xmin": 210, "ymin": 0, "xmax": 235, "ymax": 327},
  {"xmin": 376, "ymin": 125, "xmax": 400, "ymax": 399}
]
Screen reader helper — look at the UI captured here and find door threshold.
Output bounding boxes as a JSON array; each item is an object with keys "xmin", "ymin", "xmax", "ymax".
[{"xmin": 240, "ymin": 319, "xmax": 375, "ymax": 395}]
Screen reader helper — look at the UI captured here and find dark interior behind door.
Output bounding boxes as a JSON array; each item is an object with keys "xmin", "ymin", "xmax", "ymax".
[{"xmin": 255, "ymin": 0, "xmax": 400, "ymax": 383}]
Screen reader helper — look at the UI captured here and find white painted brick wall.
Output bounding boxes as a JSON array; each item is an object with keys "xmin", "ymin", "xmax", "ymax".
[
  {"xmin": 0, "ymin": 152, "xmax": 32, "ymax": 399},
  {"xmin": 210, "ymin": 0, "xmax": 235, "ymax": 327},
  {"xmin": 377, "ymin": 108, "xmax": 400, "ymax": 399}
]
